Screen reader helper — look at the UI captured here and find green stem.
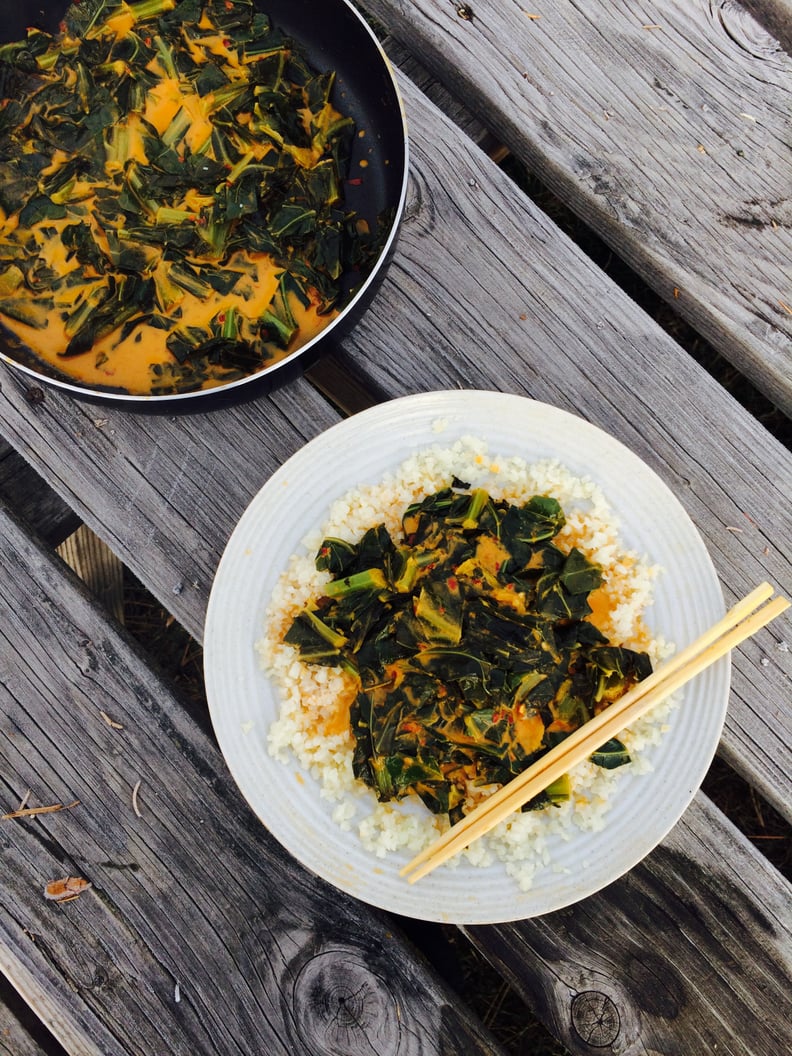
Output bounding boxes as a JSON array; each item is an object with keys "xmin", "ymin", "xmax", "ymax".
[
  {"xmin": 302, "ymin": 609, "xmax": 348, "ymax": 650},
  {"xmin": 224, "ymin": 151, "xmax": 256, "ymax": 186},
  {"xmin": 462, "ymin": 488, "xmax": 490, "ymax": 530},
  {"xmin": 162, "ymin": 107, "xmax": 191, "ymax": 149},
  {"xmin": 155, "ymin": 206, "xmax": 196, "ymax": 225},
  {"xmin": 130, "ymin": 0, "xmax": 177, "ymax": 22},
  {"xmin": 220, "ymin": 305, "xmax": 238, "ymax": 340},
  {"xmin": 324, "ymin": 569, "xmax": 388, "ymax": 598}
]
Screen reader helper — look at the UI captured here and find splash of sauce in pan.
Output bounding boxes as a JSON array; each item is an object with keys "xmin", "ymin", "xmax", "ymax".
[{"xmin": 0, "ymin": 0, "xmax": 376, "ymax": 395}]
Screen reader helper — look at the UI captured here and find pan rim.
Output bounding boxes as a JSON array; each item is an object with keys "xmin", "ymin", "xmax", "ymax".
[{"xmin": 0, "ymin": 0, "xmax": 410, "ymax": 403}]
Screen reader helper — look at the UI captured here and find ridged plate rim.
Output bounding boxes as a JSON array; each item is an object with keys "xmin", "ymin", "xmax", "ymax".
[{"xmin": 204, "ymin": 390, "xmax": 729, "ymax": 923}]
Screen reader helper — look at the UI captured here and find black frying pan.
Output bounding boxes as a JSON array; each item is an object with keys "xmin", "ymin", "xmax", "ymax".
[{"xmin": 0, "ymin": 0, "xmax": 408, "ymax": 402}]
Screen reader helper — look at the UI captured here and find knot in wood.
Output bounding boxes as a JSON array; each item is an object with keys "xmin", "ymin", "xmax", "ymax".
[
  {"xmin": 456, "ymin": 5, "xmax": 474, "ymax": 21},
  {"xmin": 570, "ymin": 991, "xmax": 620, "ymax": 1047},
  {"xmin": 713, "ymin": 1, "xmax": 786, "ymax": 59},
  {"xmin": 291, "ymin": 950, "xmax": 402, "ymax": 1056}
]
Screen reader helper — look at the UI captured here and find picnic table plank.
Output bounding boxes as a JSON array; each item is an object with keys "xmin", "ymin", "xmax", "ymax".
[
  {"xmin": 466, "ymin": 793, "xmax": 792, "ymax": 1055},
  {"xmin": 0, "ymin": 376, "xmax": 340, "ymax": 641},
  {"xmin": 331, "ymin": 70, "xmax": 792, "ymax": 821},
  {"xmin": 0, "ymin": 996, "xmax": 51, "ymax": 1056},
  {"xmin": 361, "ymin": 0, "xmax": 792, "ymax": 414},
  {"xmin": 0, "ymin": 500, "xmax": 506, "ymax": 1056},
  {"xmin": 0, "ymin": 442, "xmax": 79, "ymax": 548},
  {"xmin": 0, "ymin": 31, "xmax": 789, "ymax": 1056},
  {"xmin": 741, "ymin": 0, "xmax": 792, "ymax": 53},
  {"xmin": 0, "ymin": 40, "xmax": 788, "ymax": 820}
]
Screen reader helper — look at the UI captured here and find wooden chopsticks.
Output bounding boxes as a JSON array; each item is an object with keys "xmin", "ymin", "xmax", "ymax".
[{"xmin": 400, "ymin": 582, "xmax": 789, "ymax": 884}]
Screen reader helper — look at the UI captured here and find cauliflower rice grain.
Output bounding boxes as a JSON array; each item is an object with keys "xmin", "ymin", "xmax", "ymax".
[{"xmin": 257, "ymin": 437, "xmax": 675, "ymax": 891}]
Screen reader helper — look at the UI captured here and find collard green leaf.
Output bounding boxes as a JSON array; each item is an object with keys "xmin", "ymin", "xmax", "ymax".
[
  {"xmin": 284, "ymin": 482, "xmax": 653, "ymax": 820},
  {"xmin": 269, "ymin": 203, "xmax": 318, "ymax": 241},
  {"xmin": 591, "ymin": 738, "xmax": 631, "ymax": 769},
  {"xmin": 0, "ymin": 0, "xmax": 388, "ymax": 394},
  {"xmin": 315, "ymin": 538, "xmax": 358, "ymax": 575},
  {"xmin": 18, "ymin": 195, "xmax": 67, "ymax": 227},
  {"xmin": 160, "ymin": 0, "xmax": 204, "ymax": 29},
  {"xmin": 559, "ymin": 547, "xmax": 603, "ymax": 595},
  {"xmin": 65, "ymin": 0, "xmax": 117, "ymax": 37},
  {"xmin": 63, "ymin": 274, "xmax": 154, "ymax": 357}
]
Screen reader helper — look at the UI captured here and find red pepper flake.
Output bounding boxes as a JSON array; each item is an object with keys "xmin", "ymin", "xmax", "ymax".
[
  {"xmin": 223, "ymin": 38, "xmax": 233, "ymax": 48},
  {"xmin": 494, "ymin": 561, "xmax": 501, "ymax": 572},
  {"xmin": 447, "ymin": 576, "xmax": 458, "ymax": 591},
  {"xmin": 217, "ymin": 313, "xmax": 226, "ymax": 324},
  {"xmin": 505, "ymin": 582, "xmax": 515, "ymax": 591},
  {"xmin": 347, "ymin": 177, "xmax": 363, "ymax": 186},
  {"xmin": 144, "ymin": 36, "xmax": 152, "ymax": 47}
]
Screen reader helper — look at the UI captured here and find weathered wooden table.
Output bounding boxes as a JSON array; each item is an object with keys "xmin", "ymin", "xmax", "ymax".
[{"xmin": 1, "ymin": 2, "xmax": 790, "ymax": 1054}]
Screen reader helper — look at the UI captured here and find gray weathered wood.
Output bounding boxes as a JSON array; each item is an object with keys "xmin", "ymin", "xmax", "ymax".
[
  {"xmin": 0, "ymin": 500, "xmax": 506, "ymax": 1056},
  {"xmin": 1, "ymin": 43, "xmax": 788, "ymax": 829},
  {"xmin": 384, "ymin": 37, "xmax": 504, "ymax": 156},
  {"xmin": 57, "ymin": 525, "xmax": 125, "ymax": 624},
  {"xmin": 466, "ymin": 794, "xmax": 792, "ymax": 1055},
  {"xmin": 0, "ymin": 29, "xmax": 789, "ymax": 1056},
  {"xmin": 361, "ymin": 0, "xmax": 792, "ymax": 414},
  {"xmin": 741, "ymin": 0, "xmax": 792, "ymax": 53},
  {"xmin": 0, "ymin": 997, "xmax": 51, "ymax": 1056},
  {"xmin": 0, "ymin": 441, "xmax": 79, "ymax": 548},
  {"xmin": 0, "ymin": 377, "xmax": 340, "ymax": 641},
  {"xmin": 334, "ymin": 70, "xmax": 792, "ymax": 824}
]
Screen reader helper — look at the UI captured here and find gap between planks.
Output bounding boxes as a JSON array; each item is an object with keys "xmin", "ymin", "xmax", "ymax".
[{"xmin": 56, "ymin": 525, "xmax": 125, "ymax": 625}]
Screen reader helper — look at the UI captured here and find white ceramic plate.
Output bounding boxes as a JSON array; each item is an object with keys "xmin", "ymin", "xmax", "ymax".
[{"xmin": 204, "ymin": 391, "xmax": 729, "ymax": 923}]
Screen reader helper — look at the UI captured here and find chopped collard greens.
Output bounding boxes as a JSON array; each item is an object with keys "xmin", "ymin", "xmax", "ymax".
[
  {"xmin": 284, "ymin": 483, "xmax": 652, "ymax": 824},
  {"xmin": 0, "ymin": 0, "xmax": 381, "ymax": 394}
]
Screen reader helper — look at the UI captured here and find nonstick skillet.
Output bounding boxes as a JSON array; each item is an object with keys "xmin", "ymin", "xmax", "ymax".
[{"xmin": 0, "ymin": 0, "xmax": 408, "ymax": 402}]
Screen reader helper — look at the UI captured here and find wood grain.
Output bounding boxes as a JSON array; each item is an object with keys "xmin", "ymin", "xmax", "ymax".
[
  {"xmin": 0, "ymin": 442, "xmax": 79, "ymax": 548},
  {"xmin": 740, "ymin": 0, "xmax": 792, "ymax": 53},
  {"xmin": 57, "ymin": 525, "xmax": 124, "ymax": 624},
  {"xmin": 361, "ymin": 0, "xmax": 792, "ymax": 413},
  {"xmin": 0, "ymin": 24, "xmax": 789, "ymax": 1056},
  {"xmin": 466, "ymin": 794, "xmax": 792, "ymax": 1055},
  {"xmin": 0, "ymin": 34, "xmax": 786, "ymax": 827},
  {"xmin": 0, "ymin": 501, "xmax": 505, "ymax": 1056},
  {"xmin": 0, "ymin": 995, "xmax": 51, "ymax": 1056},
  {"xmin": 332, "ymin": 70, "xmax": 792, "ymax": 823},
  {"xmin": 0, "ymin": 374, "xmax": 341, "ymax": 642}
]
